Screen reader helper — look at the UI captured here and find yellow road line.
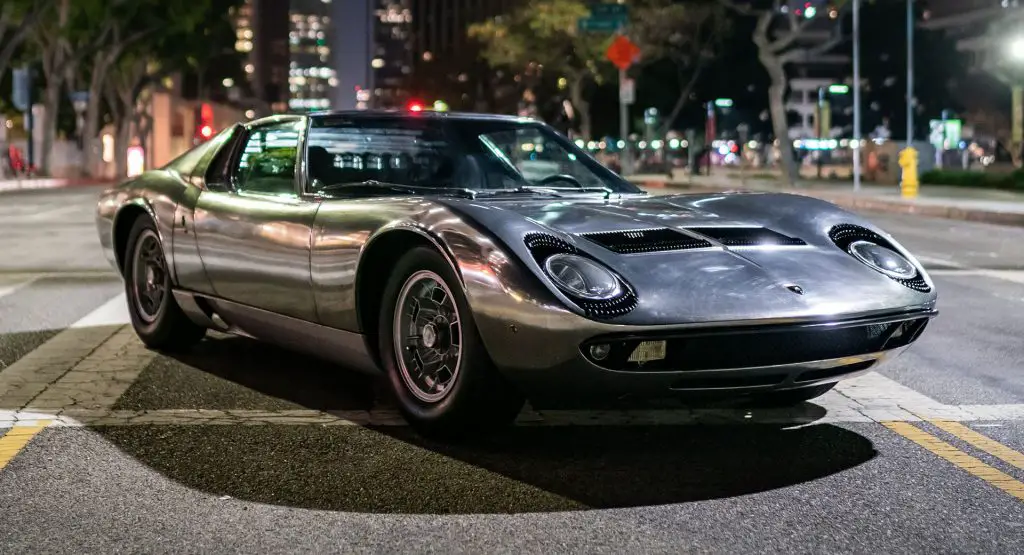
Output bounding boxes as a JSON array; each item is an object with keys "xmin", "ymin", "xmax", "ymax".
[
  {"xmin": 929, "ymin": 420, "xmax": 1024, "ymax": 471},
  {"xmin": 0, "ymin": 421, "xmax": 51, "ymax": 471},
  {"xmin": 883, "ymin": 421, "xmax": 1024, "ymax": 502}
]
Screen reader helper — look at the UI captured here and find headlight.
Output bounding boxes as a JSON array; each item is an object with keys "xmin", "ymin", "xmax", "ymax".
[
  {"xmin": 543, "ymin": 253, "xmax": 622, "ymax": 300},
  {"xmin": 848, "ymin": 240, "xmax": 917, "ymax": 279}
]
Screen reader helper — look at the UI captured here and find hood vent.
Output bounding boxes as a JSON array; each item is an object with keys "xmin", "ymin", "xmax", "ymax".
[
  {"xmin": 684, "ymin": 226, "xmax": 807, "ymax": 247},
  {"xmin": 578, "ymin": 228, "xmax": 713, "ymax": 254}
]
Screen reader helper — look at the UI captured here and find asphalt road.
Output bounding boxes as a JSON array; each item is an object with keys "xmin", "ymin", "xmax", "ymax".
[{"xmin": 1, "ymin": 185, "xmax": 1023, "ymax": 553}]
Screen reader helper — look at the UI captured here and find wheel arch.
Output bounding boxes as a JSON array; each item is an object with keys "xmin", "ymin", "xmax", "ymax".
[
  {"xmin": 112, "ymin": 200, "xmax": 159, "ymax": 276},
  {"xmin": 354, "ymin": 225, "xmax": 464, "ymax": 370}
]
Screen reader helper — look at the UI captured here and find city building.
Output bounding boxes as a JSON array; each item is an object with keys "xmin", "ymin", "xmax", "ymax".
[
  {"xmin": 288, "ymin": 0, "xmax": 337, "ymax": 112},
  {"xmin": 233, "ymin": 0, "xmax": 290, "ymax": 114},
  {"xmin": 232, "ymin": 0, "xmax": 336, "ymax": 115},
  {"xmin": 335, "ymin": 0, "xmax": 521, "ymax": 111}
]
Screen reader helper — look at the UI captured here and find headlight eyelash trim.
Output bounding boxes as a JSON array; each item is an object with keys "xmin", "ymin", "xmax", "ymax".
[
  {"xmin": 523, "ymin": 232, "xmax": 638, "ymax": 318},
  {"xmin": 828, "ymin": 224, "xmax": 931, "ymax": 293}
]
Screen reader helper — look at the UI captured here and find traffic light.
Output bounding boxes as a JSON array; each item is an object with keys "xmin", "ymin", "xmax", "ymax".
[
  {"xmin": 194, "ymin": 103, "xmax": 214, "ymax": 142},
  {"xmin": 407, "ymin": 100, "xmax": 424, "ymax": 112}
]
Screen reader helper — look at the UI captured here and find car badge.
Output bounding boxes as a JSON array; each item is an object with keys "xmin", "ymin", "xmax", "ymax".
[{"xmin": 786, "ymin": 284, "xmax": 804, "ymax": 295}]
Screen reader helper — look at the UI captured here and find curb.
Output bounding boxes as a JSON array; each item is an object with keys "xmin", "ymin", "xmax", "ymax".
[
  {"xmin": 0, "ymin": 177, "xmax": 116, "ymax": 194},
  {"xmin": 632, "ymin": 179, "xmax": 1024, "ymax": 228}
]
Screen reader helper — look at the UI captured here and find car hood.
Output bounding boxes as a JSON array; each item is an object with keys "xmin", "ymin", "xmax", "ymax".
[{"xmin": 440, "ymin": 192, "xmax": 937, "ymax": 326}]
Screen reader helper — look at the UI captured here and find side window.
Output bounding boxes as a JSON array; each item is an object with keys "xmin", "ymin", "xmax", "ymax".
[
  {"xmin": 305, "ymin": 119, "xmax": 456, "ymax": 192},
  {"xmin": 234, "ymin": 120, "xmax": 303, "ymax": 196}
]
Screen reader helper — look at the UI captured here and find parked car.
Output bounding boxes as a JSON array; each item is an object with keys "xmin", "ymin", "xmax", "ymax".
[{"xmin": 95, "ymin": 110, "xmax": 938, "ymax": 438}]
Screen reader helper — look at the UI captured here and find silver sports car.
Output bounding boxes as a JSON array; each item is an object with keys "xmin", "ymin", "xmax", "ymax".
[{"xmin": 96, "ymin": 111, "xmax": 937, "ymax": 437}]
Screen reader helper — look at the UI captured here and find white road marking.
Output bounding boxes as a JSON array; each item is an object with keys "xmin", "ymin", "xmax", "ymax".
[
  {"xmin": 0, "ymin": 276, "xmax": 39, "ymax": 302},
  {"xmin": 69, "ymin": 293, "xmax": 130, "ymax": 329},
  {"xmin": 20, "ymin": 205, "xmax": 86, "ymax": 223},
  {"xmin": 916, "ymin": 255, "xmax": 968, "ymax": 269}
]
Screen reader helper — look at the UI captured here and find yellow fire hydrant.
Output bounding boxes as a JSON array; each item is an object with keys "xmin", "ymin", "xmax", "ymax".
[{"xmin": 898, "ymin": 146, "xmax": 919, "ymax": 199}]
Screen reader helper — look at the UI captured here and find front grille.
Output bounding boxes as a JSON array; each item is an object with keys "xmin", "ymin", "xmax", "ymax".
[
  {"xmin": 581, "ymin": 316, "xmax": 930, "ymax": 372},
  {"xmin": 523, "ymin": 232, "xmax": 638, "ymax": 319},
  {"xmin": 578, "ymin": 228, "xmax": 712, "ymax": 254},
  {"xmin": 828, "ymin": 224, "xmax": 931, "ymax": 292},
  {"xmin": 685, "ymin": 227, "xmax": 807, "ymax": 247}
]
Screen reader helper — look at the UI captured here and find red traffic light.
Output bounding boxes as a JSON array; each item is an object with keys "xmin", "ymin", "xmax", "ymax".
[
  {"xmin": 407, "ymin": 101, "xmax": 424, "ymax": 112},
  {"xmin": 200, "ymin": 125, "xmax": 213, "ymax": 138}
]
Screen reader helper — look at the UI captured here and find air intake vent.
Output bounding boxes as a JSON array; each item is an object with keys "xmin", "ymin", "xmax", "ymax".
[
  {"xmin": 578, "ymin": 228, "xmax": 712, "ymax": 254},
  {"xmin": 685, "ymin": 227, "xmax": 807, "ymax": 247},
  {"xmin": 828, "ymin": 224, "xmax": 931, "ymax": 293},
  {"xmin": 523, "ymin": 232, "xmax": 638, "ymax": 318}
]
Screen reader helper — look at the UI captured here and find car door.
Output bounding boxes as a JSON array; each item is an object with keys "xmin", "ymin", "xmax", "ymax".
[{"xmin": 192, "ymin": 116, "xmax": 321, "ymax": 322}]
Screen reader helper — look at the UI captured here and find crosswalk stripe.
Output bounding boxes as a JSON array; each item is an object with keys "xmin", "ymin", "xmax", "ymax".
[
  {"xmin": 0, "ymin": 276, "xmax": 39, "ymax": 302},
  {"xmin": 23, "ymin": 326, "xmax": 156, "ymax": 413},
  {"xmin": 70, "ymin": 293, "xmax": 130, "ymax": 329}
]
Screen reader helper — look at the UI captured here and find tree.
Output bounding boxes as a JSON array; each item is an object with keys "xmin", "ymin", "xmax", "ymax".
[
  {"xmin": 973, "ymin": 15, "xmax": 1024, "ymax": 166},
  {"xmin": 469, "ymin": 0, "xmax": 613, "ymax": 139},
  {"xmin": 719, "ymin": 0, "xmax": 848, "ymax": 185},
  {"xmin": 67, "ymin": 0, "xmax": 164, "ymax": 177},
  {"xmin": 631, "ymin": 0, "xmax": 730, "ymax": 135},
  {"xmin": 0, "ymin": 0, "xmax": 53, "ymax": 82},
  {"xmin": 100, "ymin": 0, "xmax": 241, "ymax": 177}
]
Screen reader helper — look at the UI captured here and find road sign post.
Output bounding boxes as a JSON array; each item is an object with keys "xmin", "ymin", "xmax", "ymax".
[
  {"xmin": 606, "ymin": 33, "xmax": 640, "ymax": 175},
  {"xmin": 12, "ymin": 66, "xmax": 34, "ymax": 172},
  {"xmin": 579, "ymin": 3, "xmax": 638, "ymax": 174}
]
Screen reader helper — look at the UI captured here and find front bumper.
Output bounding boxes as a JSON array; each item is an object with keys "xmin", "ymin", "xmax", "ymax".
[{"xmin": 492, "ymin": 310, "xmax": 935, "ymax": 401}]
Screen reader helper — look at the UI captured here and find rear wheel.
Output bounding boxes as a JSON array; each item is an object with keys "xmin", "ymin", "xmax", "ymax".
[
  {"xmin": 123, "ymin": 216, "xmax": 206, "ymax": 351},
  {"xmin": 379, "ymin": 247, "xmax": 525, "ymax": 439},
  {"xmin": 746, "ymin": 383, "xmax": 836, "ymax": 408}
]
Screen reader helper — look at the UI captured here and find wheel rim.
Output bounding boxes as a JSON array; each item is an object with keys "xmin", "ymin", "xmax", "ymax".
[
  {"xmin": 131, "ymin": 229, "xmax": 167, "ymax": 324},
  {"xmin": 393, "ymin": 270, "xmax": 463, "ymax": 404}
]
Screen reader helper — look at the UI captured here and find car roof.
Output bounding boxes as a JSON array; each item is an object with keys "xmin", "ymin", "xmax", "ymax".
[{"xmin": 307, "ymin": 110, "xmax": 532, "ymax": 123}]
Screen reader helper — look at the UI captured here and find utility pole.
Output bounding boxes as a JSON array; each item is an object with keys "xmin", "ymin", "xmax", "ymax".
[
  {"xmin": 906, "ymin": 0, "xmax": 914, "ymax": 147},
  {"xmin": 852, "ymin": 0, "xmax": 862, "ymax": 192}
]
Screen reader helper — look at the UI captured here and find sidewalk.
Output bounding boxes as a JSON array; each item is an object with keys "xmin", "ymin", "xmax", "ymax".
[
  {"xmin": 629, "ymin": 172, "xmax": 1024, "ymax": 228},
  {"xmin": 0, "ymin": 176, "xmax": 116, "ymax": 193}
]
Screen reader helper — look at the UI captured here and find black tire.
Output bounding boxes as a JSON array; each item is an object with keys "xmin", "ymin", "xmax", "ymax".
[
  {"xmin": 123, "ymin": 216, "xmax": 206, "ymax": 351},
  {"xmin": 746, "ymin": 383, "xmax": 836, "ymax": 408},
  {"xmin": 379, "ymin": 246, "xmax": 525, "ymax": 439}
]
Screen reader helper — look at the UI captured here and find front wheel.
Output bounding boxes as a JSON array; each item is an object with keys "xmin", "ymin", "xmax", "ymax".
[
  {"xmin": 123, "ymin": 216, "xmax": 206, "ymax": 351},
  {"xmin": 379, "ymin": 247, "xmax": 525, "ymax": 439}
]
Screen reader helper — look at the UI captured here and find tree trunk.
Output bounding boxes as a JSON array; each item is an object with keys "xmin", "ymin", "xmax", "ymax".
[
  {"xmin": 114, "ymin": 118, "xmax": 131, "ymax": 178},
  {"xmin": 568, "ymin": 75, "xmax": 591, "ymax": 141},
  {"xmin": 760, "ymin": 52, "xmax": 798, "ymax": 186},
  {"xmin": 39, "ymin": 74, "xmax": 63, "ymax": 176},
  {"xmin": 658, "ymin": 63, "xmax": 705, "ymax": 136}
]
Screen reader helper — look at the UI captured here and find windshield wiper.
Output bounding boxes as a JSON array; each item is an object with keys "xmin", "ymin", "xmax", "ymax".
[{"xmin": 318, "ymin": 180, "xmax": 477, "ymax": 199}]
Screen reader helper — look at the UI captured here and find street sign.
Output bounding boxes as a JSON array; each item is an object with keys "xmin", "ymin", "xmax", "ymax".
[
  {"xmin": 606, "ymin": 34, "xmax": 641, "ymax": 70},
  {"xmin": 578, "ymin": 1, "xmax": 629, "ymax": 33},
  {"xmin": 714, "ymin": 98, "xmax": 733, "ymax": 108},
  {"xmin": 590, "ymin": 2, "xmax": 628, "ymax": 18},
  {"xmin": 619, "ymin": 78, "xmax": 635, "ymax": 105},
  {"xmin": 578, "ymin": 17, "xmax": 624, "ymax": 32},
  {"xmin": 12, "ymin": 67, "xmax": 31, "ymax": 112}
]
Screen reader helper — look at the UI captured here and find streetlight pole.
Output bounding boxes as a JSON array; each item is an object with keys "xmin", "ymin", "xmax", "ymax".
[
  {"xmin": 852, "ymin": 0, "xmax": 862, "ymax": 191},
  {"xmin": 906, "ymin": 0, "xmax": 914, "ymax": 148}
]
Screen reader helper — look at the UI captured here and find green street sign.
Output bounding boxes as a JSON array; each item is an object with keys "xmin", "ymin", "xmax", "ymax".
[
  {"xmin": 589, "ymin": 2, "xmax": 629, "ymax": 18},
  {"xmin": 828, "ymin": 84, "xmax": 850, "ymax": 94},
  {"xmin": 577, "ymin": 17, "xmax": 625, "ymax": 32}
]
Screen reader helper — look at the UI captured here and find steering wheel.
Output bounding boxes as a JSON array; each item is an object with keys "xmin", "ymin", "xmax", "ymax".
[{"xmin": 538, "ymin": 174, "xmax": 585, "ymax": 189}]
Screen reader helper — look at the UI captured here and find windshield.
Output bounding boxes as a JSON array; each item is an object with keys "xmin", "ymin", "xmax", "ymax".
[{"xmin": 305, "ymin": 116, "xmax": 643, "ymax": 196}]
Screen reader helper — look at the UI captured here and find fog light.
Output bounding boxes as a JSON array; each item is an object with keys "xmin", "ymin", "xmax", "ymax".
[{"xmin": 589, "ymin": 343, "xmax": 611, "ymax": 360}]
